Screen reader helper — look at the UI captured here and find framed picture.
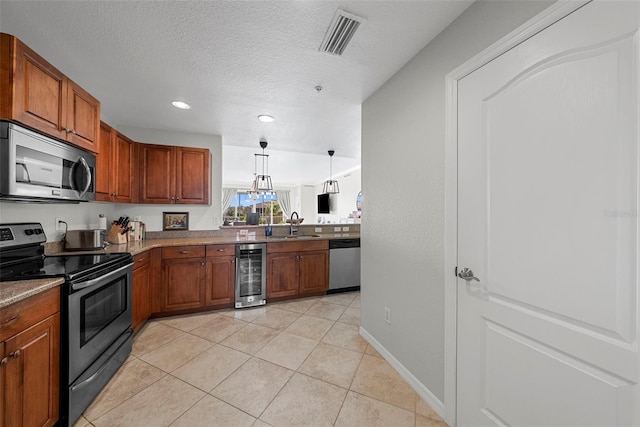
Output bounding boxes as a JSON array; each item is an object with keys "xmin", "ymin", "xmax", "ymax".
[{"xmin": 163, "ymin": 212, "xmax": 189, "ymax": 231}]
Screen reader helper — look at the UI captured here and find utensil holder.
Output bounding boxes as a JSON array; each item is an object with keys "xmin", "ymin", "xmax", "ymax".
[{"xmin": 107, "ymin": 224, "xmax": 128, "ymax": 245}]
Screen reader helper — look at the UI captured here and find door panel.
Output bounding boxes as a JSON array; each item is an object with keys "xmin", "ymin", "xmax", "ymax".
[
  {"xmin": 205, "ymin": 256, "xmax": 235, "ymax": 306},
  {"xmin": 457, "ymin": 2, "xmax": 639, "ymax": 425},
  {"xmin": 176, "ymin": 147, "xmax": 210, "ymax": 204},
  {"xmin": 162, "ymin": 258, "xmax": 205, "ymax": 311},
  {"xmin": 140, "ymin": 144, "xmax": 174, "ymax": 203},
  {"xmin": 267, "ymin": 253, "xmax": 298, "ymax": 298}
]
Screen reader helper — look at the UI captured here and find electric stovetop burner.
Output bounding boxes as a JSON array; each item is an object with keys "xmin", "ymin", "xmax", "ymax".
[{"xmin": 0, "ymin": 223, "xmax": 131, "ymax": 282}]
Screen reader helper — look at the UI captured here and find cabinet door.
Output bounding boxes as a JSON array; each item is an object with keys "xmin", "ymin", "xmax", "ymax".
[
  {"xmin": 3, "ymin": 314, "xmax": 59, "ymax": 427},
  {"xmin": 8, "ymin": 36, "xmax": 67, "ymax": 140},
  {"xmin": 139, "ymin": 144, "xmax": 175, "ymax": 204},
  {"xmin": 66, "ymin": 79, "xmax": 100, "ymax": 153},
  {"xmin": 95, "ymin": 122, "xmax": 114, "ymax": 201},
  {"xmin": 132, "ymin": 263, "xmax": 151, "ymax": 331},
  {"xmin": 267, "ymin": 253, "xmax": 299, "ymax": 298},
  {"xmin": 175, "ymin": 147, "xmax": 210, "ymax": 204},
  {"xmin": 112, "ymin": 133, "xmax": 136, "ymax": 203},
  {"xmin": 298, "ymin": 250, "xmax": 329, "ymax": 295},
  {"xmin": 205, "ymin": 256, "xmax": 235, "ymax": 306},
  {"xmin": 162, "ymin": 258, "xmax": 205, "ymax": 311},
  {"xmin": 0, "ymin": 341, "xmax": 4, "ymax": 427}
]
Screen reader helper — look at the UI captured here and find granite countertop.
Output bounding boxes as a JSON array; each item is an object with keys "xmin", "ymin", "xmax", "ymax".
[
  {"xmin": 0, "ymin": 277, "xmax": 65, "ymax": 308},
  {"xmin": 1, "ymin": 232, "xmax": 360, "ymax": 307},
  {"xmin": 63, "ymin": 233, "xmax": 361, "ymax": 256}
]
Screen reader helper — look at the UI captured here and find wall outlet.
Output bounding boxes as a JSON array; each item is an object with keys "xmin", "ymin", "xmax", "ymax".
[
  {"xmin": 314, "ymin": 227, "xmax": 322, "ymax": 233},
  {"xmin": 334, "ymin": 226, "xmax": 341, "ymax": 232},
  {"xmin": 342, "ymin": 226, "xmax": 349, "ymax": 232},
  {"xmin": 55, "ymin": 217, "xmax": 65, "ymax": 231},
  {"xmin": 384, "ymin": 307, "xmax": 391, "ymax": 324}
]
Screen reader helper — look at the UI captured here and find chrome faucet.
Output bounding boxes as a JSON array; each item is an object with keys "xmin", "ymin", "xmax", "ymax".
[{"xmin": 290, "ymin": 212, "xmax": 299, "ymax": 236}]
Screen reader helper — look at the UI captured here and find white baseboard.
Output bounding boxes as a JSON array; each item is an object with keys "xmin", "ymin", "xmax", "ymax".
[{"xmin": 359, "ymin": 326, "xmax": 447, "ymax": 423}]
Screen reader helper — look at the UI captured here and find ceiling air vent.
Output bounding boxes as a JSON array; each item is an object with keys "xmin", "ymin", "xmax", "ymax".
[{"xmin": 319, "ymin": 9, "xmax": 365, "ymax": 56}]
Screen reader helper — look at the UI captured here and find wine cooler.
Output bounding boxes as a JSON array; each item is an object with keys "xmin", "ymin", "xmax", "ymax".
[{"xmin": 235, "ymin": 243, "xmax": 266, "ymax": 308}]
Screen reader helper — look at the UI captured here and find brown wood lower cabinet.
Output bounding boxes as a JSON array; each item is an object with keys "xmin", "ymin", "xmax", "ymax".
[
  {"xmin": 205, "ymin": 244, "xmax": 236, "ymax": 307},
  {"xmin": 267, "ymin": 240, "xmax": 329, "ymax": 300},
  {"xmin": 132, "ymin": 250, "xmax": 152, "ymax": 331},
  {"xmin": 1, "ymin": 288, "xmax": 60, "ymax": 427},
  {"xmin": 161, "ymin": 246, "xmax": 206, "ymax": 312}
]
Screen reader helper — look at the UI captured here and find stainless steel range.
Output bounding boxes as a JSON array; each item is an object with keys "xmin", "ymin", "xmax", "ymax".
[{"xmin": 0, "ymin": 223, "xmax": 133, "ymax": 427}]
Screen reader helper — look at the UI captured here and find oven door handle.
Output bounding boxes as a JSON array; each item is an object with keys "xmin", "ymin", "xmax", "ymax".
[
  {"xmin": 70, "ymin": 328, "xmax": 133, "ymax": 393},
  {"xmin": 71, "ymin": 262, "xmax": 134, "ymax": 291}
]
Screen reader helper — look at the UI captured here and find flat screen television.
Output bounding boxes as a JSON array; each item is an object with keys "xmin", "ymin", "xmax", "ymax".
[{"xmin": 317, "ymin": 193, "xmax": 330, "ymax": 214}]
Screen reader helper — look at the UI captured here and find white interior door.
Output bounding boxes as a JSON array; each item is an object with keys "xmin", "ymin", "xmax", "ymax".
[{"xmin": 457, "ymin": 2, "xmax": 640, "ymax": 425}]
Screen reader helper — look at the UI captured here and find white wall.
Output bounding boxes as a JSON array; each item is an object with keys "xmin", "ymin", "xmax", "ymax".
[
  {"xmin": 0, "ymin": 201, "xmax": 116, "ymax": 242},
  {"xmin": 360, "ymin": 0, "xmax": 554, "ymax": 406},
  {"xmin": 314, "ymin": 167, "xmax": 362, "ymax": 224},
  {"xmin": 117, "ymin": 126, "xmax": 223, "ymax": 231}
]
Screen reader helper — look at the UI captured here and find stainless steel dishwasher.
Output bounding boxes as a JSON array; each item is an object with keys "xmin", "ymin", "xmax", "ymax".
[{"xmin": 329, "ymin": 238, "xmax": 361, "ymax": 293}]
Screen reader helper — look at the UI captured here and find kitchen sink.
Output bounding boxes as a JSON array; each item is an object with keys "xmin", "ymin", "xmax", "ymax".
[{"xmin": 281, "ymin": 234, "xmax": 321, "ymax": 239}]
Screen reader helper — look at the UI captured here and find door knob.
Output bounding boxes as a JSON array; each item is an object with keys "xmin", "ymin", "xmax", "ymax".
[{"xmin": 458, "ymin": 268, "xmax": 480, "ymax": 282}]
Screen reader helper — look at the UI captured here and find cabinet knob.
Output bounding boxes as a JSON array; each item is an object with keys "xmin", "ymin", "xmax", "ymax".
[
  {"xmin": 171, "ymin": 197, "xmax": 175, "ymax": 201},
  {"xmin": 71, "ymin": 129, "xmax": 77, "ymax": 135},
  {"xmin": 217, "ymin": 249, "xmax": 225, "ymax": 252},
  {"xmin": 179, "ymin": 250, "xmax": 190, "ymax": 254},
  {"xmin": 201, "ymin": 262, "xmax": 205, "ymax": 266},
  {"xmin": 64, "ymin": 127, "xmax": 71, "ymax": 133},
  {"xmin": 176, "ymin": 197, "xmax": 180, "ymax": 201},
  {"xmin": 10, "ymin": 350, "xmax": 21, "ymax": 359},
  {"xmin": 0, "ymin": 357, "xmax": 8, "ymax": 367}
]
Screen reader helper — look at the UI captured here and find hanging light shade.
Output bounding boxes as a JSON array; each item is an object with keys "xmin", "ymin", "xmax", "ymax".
[
  {"xmin": 322, "ymin": 150, "xmax": 340, "ymax": 194},
  {"xmin": 248, "ymin": 139, "xmax": 273, "ymax": 195}
]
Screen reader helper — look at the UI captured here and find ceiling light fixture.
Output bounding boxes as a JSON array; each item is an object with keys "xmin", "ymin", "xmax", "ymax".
[
  {"xmin": 248, "ymin": 139, "xmax": 273, "ymax": 198},
  {"xmin": 258, "ymin": 114, "xmax": 274, "ymax": 123},
  {"xmin": 171, "ymin": 101, "xmax": 191, "ymax": 110},
  {"xmin": 322, "ymin": 150, "xmax": 340, "ymax": 194}
]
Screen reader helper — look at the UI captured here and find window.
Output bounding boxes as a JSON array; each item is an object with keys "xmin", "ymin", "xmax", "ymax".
[{"xmin": 223, "ymin": 191, "xmax": 283, "ymax": 225}]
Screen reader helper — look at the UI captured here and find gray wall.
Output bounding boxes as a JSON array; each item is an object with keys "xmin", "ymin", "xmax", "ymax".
[{"xmin": 360, "ymin": 0, "xmax": 554, "ymax": 404}]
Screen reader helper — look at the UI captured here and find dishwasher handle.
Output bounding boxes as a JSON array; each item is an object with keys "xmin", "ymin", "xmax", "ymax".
[{"xmin": 329, "ymin": 238, "xmax": 360, "ymax": 249}]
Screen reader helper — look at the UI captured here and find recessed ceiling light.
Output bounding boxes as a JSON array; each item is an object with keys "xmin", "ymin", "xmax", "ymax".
[
  {"xmin": 258, "ymin": 114, "xmax": 274, "ymax": 123},
  {"xmin": 172, "ymin": 101, "xmax": 191, "ymax": 110}
]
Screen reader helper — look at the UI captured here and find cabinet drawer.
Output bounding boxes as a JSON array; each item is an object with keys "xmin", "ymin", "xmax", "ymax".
[
  {"xmin": 161, "ymin": 245, "xmax": 205, "ymax": 259},
  {"xmin": 0, "ymin": 287, "xmax": 60, "ymax": 341},
  {"xmin": 132, "ymin": 250, "xmax": 151, "ymax": 268},
  {"xmin": 267, "ymin": 239, "xmax": 328, "ymax": 253},
  {"xmin": 206, "ymin": 244, "xmax": 236, "ymax": 258}
]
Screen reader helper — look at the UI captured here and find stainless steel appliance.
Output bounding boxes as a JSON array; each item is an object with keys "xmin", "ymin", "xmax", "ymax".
[
  {"xmin": 235, "ymin": 243, "xmax": 266, "ymax": 308},
  {"xmin": 0, "ymin": 223, "xmax": 133, "ymax": 427},
  {"xmin": 329, "ymin": 238, "xmax": 361, "ymax": 293},
  {"xmin": 0, "ymin": 121, "xmax": 96, "ymax": 203},
  {"xmin": 64, "ymin": 229, "xmax": 107, "ymax": 250}
]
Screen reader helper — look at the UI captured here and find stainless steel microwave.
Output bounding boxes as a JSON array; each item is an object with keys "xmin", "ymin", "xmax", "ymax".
[{"xmin": 0, "ymin": 121, "xmax": 95, "ymax": 203}]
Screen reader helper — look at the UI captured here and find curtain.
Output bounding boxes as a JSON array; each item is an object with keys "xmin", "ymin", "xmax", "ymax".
[
  {"xmin": 276, "ymin": 190, "xmax": 291, "ymax": 219},
  {"xmin": 221, "ymin": 188, "xmax": 237, "ymax": 216}
]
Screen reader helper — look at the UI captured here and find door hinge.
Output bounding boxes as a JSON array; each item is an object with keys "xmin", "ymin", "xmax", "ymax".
[{"xmin": 454, "ymin": 266, "xmax": 458, "ymax": 277}]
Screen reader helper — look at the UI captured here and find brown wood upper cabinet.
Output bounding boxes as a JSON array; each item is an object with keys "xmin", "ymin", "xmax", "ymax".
[
  {"xmin": 0, "ymin": 33, "xmax": 100, "ymax": 153},
  {"xmin": 1, "ymin": 288, "xmax": 60, "ymax": 427},
  {"xmin": 139, "ymin": 144, "xmax": 210, "ymax": 205},
  {"xmin": 96, "ymin": 122, "xmax": 137, "ymax": 203}
]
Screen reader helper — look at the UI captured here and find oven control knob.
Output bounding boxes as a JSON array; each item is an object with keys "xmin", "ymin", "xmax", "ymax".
[
  {"xmin": 24, "ymin": 229, "xmax": 33, "ymax": 235},
  {"xmin": 34, "ymin": 229, "xmax": 43, "ymax": 235}
]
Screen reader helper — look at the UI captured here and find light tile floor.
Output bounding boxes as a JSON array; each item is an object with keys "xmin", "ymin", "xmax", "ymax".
[{"xmin": 75, "ymin": 292, "xmax": 448, "ymax": 427}]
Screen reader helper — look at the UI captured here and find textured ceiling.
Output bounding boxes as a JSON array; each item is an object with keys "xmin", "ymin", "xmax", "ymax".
[{"xmin": 0, "ymin": 0, "xmax": 472, "ymax": 185}]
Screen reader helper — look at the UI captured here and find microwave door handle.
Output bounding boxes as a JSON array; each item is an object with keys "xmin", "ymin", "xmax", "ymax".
[
  {"xmin": 69, "ymin": 157, "xmax": 92, "ymax": 197},
  {"xmin": 16, "ymin": 162, "xmax": 31, "ymax": 183}
]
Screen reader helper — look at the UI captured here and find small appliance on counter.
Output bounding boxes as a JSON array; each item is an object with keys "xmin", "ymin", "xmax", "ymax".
[{"xmin": 64, "ymin": 229, "xmax": 107, "ymax": 251}]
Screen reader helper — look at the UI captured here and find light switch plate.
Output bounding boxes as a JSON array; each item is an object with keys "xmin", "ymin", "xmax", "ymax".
[
  {"xmin": 334, "ymin": 227, "xmax": 341, "ymax": 232},
  {"xmin": 314, "ymin": 227, "xmax": 322, "ymax": 233},
  {"xmin": 342, "ymin": 227, "xmax": 349, "ymax": 232}
]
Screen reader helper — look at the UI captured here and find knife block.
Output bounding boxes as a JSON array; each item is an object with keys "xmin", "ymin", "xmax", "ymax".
[{"xmin": 107, "ymin": 224, "xmax": 128, "ymax": 245}]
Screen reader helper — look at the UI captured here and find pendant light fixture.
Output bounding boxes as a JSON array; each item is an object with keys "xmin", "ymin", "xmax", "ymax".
[
  {"xmin": 322, "ymin": 150, "xmax": 340, "ymax": 194},
  {"xmin": 248, "ymin": 139, "xmax": 273, "ymax": 198}
]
